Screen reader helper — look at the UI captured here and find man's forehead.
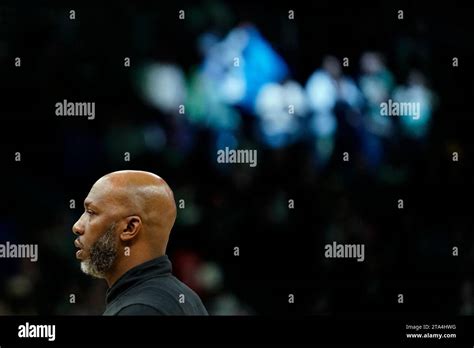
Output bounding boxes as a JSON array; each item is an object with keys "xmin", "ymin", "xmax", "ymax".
[
  {"xmin": 85, "ymin": 178, "xmax": 116, "ymax": 204},
  {"xmin": 84, "ymin": 192, "xmax": 108, "ymax": 207},
  {"xmin": 86, "ymin": 177, "xmax": 134, "ymax": 208}
]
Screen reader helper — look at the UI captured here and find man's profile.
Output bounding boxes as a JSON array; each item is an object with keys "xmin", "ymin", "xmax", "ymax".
[{"xmin": 72, "ymin": 170, "xmax": 208, "ymax": 315}]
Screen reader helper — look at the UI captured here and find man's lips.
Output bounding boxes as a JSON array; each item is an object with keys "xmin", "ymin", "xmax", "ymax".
[
  {"xmin": 74, "ymin": 239, "xmax": 82, "ymax": 249},
  {"xmin": 75, "ymin": 239, "xmax": 84, "ymax": 259}
]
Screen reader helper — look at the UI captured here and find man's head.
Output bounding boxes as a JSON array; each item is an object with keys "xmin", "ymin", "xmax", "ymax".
[{"xmin": 72, "ymin": 170, "xmax": 177, "ymax": 285}]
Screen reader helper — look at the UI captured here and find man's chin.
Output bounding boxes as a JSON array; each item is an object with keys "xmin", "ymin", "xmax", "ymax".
[{"xmin": 80, "ymin": 260, "xmax": 106, "ymax": 279}]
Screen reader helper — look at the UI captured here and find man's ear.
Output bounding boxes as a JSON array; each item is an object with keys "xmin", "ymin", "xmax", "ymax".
[{"xmin": 120, "ymin": 215, "xmax": 142, "ymax": 242}]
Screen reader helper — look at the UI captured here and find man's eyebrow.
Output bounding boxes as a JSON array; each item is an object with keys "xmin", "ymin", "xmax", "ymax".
[{"xmin": 84, "ymin": 200, "xmax": 97, "ymax": 209}]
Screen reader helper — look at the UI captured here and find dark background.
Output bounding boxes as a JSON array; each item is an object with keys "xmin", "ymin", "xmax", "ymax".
[{"xmin": 0, "ymin": 0, "xmax": 473, "ymax": 316}]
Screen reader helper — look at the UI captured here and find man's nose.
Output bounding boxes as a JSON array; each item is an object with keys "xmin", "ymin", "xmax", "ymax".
[{"xmin": 72, "ymin": 217, "xmax": 84, "ymax": 236}]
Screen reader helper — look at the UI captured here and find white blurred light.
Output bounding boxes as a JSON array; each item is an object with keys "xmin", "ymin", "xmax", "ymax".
[
  {"xmin": 256, "ymin": 82, "xmax": 301, "ymax": 136},
  {"xmin": 254, "ymin": 80, "xmax": 308, "ymax": 147},
  {"xmin": 142, "ymin": 63, "xmax": 187, "ymax": 114},
  {"xmin": 306, "ymin": 70, "xmax": 338, "ymax": 112},
  {"xmin": 220, "ymin": 69, "xmax": 246, "ymax": 104},
  {"xmin": 283, "ymin": 80, "xmax": 309, "ymax": 116}
]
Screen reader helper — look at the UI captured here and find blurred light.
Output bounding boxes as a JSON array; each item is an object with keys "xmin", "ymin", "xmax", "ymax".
[
  {"xmin": 366, "ymin": 112, "xmax": 394, "ymax": 137},
  {"xmin": 307, "ymin": 69, "xmax": 363, "ymax": 112},
  {"xmin": 220, "ymin": 69, "xmax": 246, "ymax": 104},
  {"xmin": 360, "ymin": 76, "xmax": 390, "ymax": 104},
  {"xmin": 306, "ymin": 70, "xmax": 337, "ymax": 112},
  {"xmin": 360, "ymin": 52, "xmax": 385, "ymax": 74},
  {"xmin": 238, "ymin": 25, "xmax": 289, "ymax": 111},
  {"xmin": 186, "ymin": 70, "xmax": 242, "ymax": 131},
  {"xmin": 196, "ymin": 262, "xmax": 224, "ymax": 292},
  {"xmin": 199, "ymin": 24, "xmax": 289, "ymax": 112},
  {"xmin": 216, "ymin": 131, "xmax": 238, "ymax": 150},
  {"xmin": 141, "ymin": 63, "xmax": 187, "ymax": 114},
  {"xmin": 393, "ymin": 72, "xmax": 434, "ymax": 139},
  {"xmin": 339, "ymin": 78, "xmax": 364, "ymax": 110},
  {"xmin": 209, "ymin": 293, "xmax": 253, "ymax": 315},
  {"xmin": 255, "ymin": 81, "xmax": 307, "ymax": 148},
  {"xmin": 310, "ymin": 111, "xmax": 337, "ymax": 137},
  {"xmin": 310, "ymin": 111, "xmax": 337, "ymax": 168},
  {"xmin": 359, "ymin": 52, "xmax": 395, "ymax": 106},
  {"xmin": 314, "ymin": 137, "xmax": 335, "ymax": 168},
  {"xmin": 197, "ymin": 32, "xmax": 220, "ymax": 57},
  {"xmin": 143, "ymin": 124, "xmax": 166, "ymax": 152}
]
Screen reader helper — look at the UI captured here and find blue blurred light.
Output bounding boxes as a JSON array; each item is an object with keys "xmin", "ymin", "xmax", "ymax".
[
  {"xmin": 199, "ymin": 24, "xmax": 289, "ymax": 113},
  {"xmin": 239, "ymin": 25, "xmax": 289, "ymax": 112}
]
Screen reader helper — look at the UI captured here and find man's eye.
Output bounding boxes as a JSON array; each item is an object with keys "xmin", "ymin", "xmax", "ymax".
[{"xmin": 86, "ymin": 210, "xmax": 95, "ymax": 215}]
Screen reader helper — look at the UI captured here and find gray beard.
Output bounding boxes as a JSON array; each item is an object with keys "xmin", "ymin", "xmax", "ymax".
[{"xmin": 80, "ymin": 222, "xmax": 118, "ymax": 279}]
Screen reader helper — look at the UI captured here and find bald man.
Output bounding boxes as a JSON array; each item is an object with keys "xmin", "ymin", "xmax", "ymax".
[{"xmin": 72, "ymin": 170, "xmax": 208, "ymax": 315}]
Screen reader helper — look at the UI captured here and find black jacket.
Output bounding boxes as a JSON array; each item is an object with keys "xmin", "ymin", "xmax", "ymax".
[{"xmin": 103, "ymin": 255, "xmax": 208, "ymax": 315}]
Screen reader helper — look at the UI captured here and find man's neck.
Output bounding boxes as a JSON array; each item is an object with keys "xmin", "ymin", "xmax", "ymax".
[{"xmin": 105, "ymin": 253, "xmax": 164, "ymax": 287}]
